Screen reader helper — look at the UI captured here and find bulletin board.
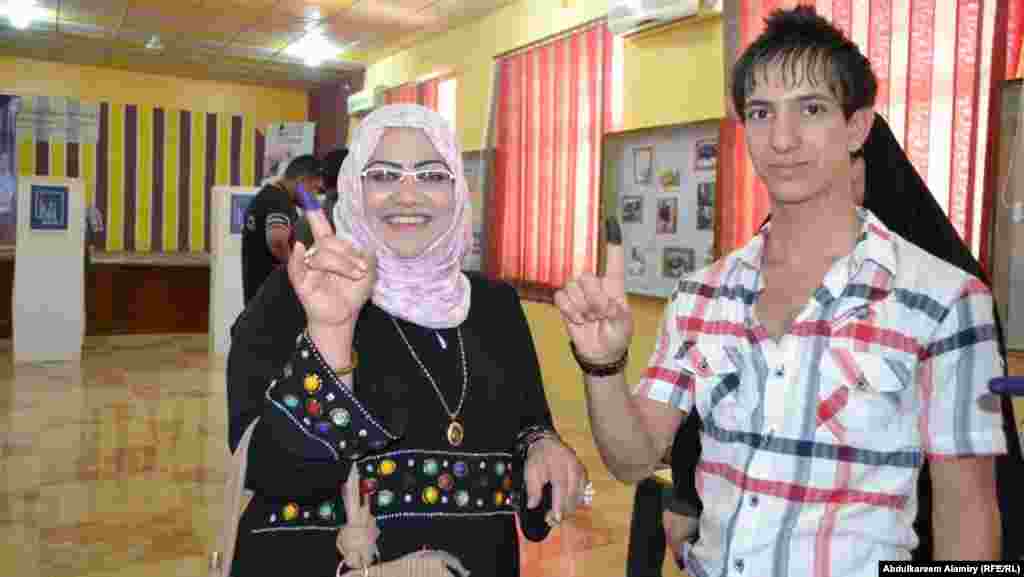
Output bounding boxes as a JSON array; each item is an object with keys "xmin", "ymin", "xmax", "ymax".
[{"xmin": 602, "ymin": 121, "xmax": 719, "ymax": 299}]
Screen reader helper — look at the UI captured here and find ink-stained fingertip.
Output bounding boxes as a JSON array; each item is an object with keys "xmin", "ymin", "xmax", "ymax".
[{"xmin": 605, "ymin": 216, "xmax": 622, "ymax": 245}]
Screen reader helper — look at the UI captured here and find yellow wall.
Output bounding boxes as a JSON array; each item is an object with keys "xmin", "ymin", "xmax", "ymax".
[
  {"xmin": 0, "ymin": 56, "xmax": 307, "ymax": 125},
  {"xmin": 356, "ymin": 1, "xmax": 725, "ymax": 402}
]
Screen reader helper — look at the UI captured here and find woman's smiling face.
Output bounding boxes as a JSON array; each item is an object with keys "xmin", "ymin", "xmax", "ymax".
[{"xmin": 361, "ymin": 127, "xmax": 455, "ymax": 258}]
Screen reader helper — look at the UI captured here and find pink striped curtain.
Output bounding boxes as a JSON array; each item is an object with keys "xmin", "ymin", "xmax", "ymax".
[
  {"xmin": 418, "ymin": 77, "xmax": 441, "ymax": 112},
  {"xmin": 382, "ymin": 83, "xmax": 418, "ymax": 105},
  {"xmin": 489, "ymin": 23, "xmax": 615, "ymax": 291},
  {"xmin": 720, "ymin": 0, "xmax": 1023, "ymax": 274}
]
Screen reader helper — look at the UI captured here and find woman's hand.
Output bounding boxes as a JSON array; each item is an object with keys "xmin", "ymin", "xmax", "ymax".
[
  {"xmin": 288, "ymin": 206, "xmax": 377, "ymax": 330},
  {"xmin": 525, "ymin": 437, "xmax": 589, "ymax": 526}
]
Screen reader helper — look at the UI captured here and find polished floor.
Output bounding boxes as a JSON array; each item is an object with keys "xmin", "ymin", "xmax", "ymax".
[
  {"xmin": 1, "ymin": 335, "xmax": 1021, "ymax": 577},
  {"xmin": 0, "ymin": 334, "xmax": 684, "ymax": 577}
]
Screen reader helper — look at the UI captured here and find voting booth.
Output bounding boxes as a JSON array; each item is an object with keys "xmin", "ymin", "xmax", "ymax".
[
  {"xmin": 209, "ymin": 185, "xmax": 258, "ymax": 356},
  {"xmin": 13, "ymin": 176, "xmax": 85, "ymax": 362}
]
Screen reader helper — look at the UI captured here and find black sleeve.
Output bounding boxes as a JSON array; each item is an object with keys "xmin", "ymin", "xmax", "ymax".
[
  {"xmin": 227, "ymin": 269, "xmax": 398, "ymax": 458},
  {"xmin": 263, "ymin": 189, "xmax": 293, "ymax": 234},
  {"xmin": 228, "ymin": 268, "xmax": 305, "ymax": 453},
  {"xmin": 498, "ymin": 283, "xmax": 557, "ymax": 454}
]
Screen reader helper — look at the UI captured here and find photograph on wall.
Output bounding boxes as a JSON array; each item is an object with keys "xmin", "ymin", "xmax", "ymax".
[
  {"xmin": 662, "ymin": 247, "xmax": 695, "ymax": 279},
  {"xmin": 622, "ymin": 195, "xmax": 643, "ymax": 223},
  {"xmin": 659, "ymin": 168, "xmax": 681, "ymax": 191},
  {"xmin": 697, "ymin": 181, "xmax": 715, "ymax": 205},
  {"xmin": 656, "ymin": 197, "xmax": 678, "ymax": 234},
  {"xmin": 628, "ymin": 246, "xmax": 647, "ymax": 278},
  {"xmin": 263, "ymin": 122, "xmax": 316, "ymax": 183},
  {"xmin": 633, "ymin": 146, "xmax": 653, "ymax": 184},
  {"xmin": 29, "ymin": 184, "xmax": 69, "ymax": 230},
  {"xmin": 230, "ymin": 193, "xmax": 254, "ymax": 236},
  {"xmin": 694, "ymin": 138, "xmax": 718, "ymax": 171},
  {"xmin": 696, "ymin": 203, "xmax": 713, "ymax": 231}
]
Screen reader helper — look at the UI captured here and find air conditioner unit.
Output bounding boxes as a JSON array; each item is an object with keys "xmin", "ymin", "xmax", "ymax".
[
  {"xmin": 347, "ymin": 85, "xmax": 389, "ymax": 116},
  {"xmin": 607, "ymin": 0, "xmax": 702, "ymax": 37}
]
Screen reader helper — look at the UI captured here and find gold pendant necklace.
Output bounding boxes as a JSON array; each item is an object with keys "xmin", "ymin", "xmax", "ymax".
[{"xmin": 389, "ymin": 316, "xmax": 468, "ymax": 447}]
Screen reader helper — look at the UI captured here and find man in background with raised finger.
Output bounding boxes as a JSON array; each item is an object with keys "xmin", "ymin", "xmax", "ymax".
[{"xmin": 556, "ymin": 6, "xmax": 1005, "ymax": 576}]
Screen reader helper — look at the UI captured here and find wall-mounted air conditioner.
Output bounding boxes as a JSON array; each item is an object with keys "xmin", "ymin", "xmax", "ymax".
[
  {"xmin": 347, "ymin": 85, "xmax": 390, "ymax": 116},
  {"xmin": 607, "ymin": 0, "xmax": 703, "ymax": 37}
]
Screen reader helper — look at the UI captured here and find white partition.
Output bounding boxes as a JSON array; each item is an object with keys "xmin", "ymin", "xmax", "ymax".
[
  {"xmin": 13, "ymin": 177, "xmax": 85, "ymax": 363},
  {"xmin": 210, "ymin": 185, "xmax": 258, "ymax": 356}
]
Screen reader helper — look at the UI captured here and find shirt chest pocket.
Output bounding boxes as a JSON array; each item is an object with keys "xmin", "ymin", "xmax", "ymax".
[
  {"xmin": 817, "ymin": 348, "xmax": 913, "ymax": 440},
  {"xmin": 678, "ymin": 343, "xmax": 751, "ymax": 430}
]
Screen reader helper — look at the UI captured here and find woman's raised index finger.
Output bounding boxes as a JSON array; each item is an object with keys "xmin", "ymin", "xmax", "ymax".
[{"xmin": 298, "ymin": 184, "xmax": 334, "ymax": 241}]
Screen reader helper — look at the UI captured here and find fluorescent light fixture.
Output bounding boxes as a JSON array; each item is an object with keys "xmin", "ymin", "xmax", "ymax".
[
  {"xmin": 283, "ymin": 25, "xmax": 339, "ymax": 67},
  {"xmin": 4, "ymin": 0, "xmax": 45, "ymax": 30}
]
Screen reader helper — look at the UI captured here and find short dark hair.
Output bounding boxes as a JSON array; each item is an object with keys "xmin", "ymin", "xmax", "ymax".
[
  {"xmin": 731, "ymin": 5, "xmax": 876, "ymax": 121},
  {"xmin": 321, "ymin": 148, "xmax": 348, "ymax": 188},
  {"xmin": 283, "ymin": 154, "xmax": 322, "ymax": 180}
]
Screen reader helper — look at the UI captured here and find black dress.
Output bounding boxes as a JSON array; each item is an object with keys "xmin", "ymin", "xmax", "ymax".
[{"xmin": 227, "ymin": 269, "xmax": 556, "ymax": 576}]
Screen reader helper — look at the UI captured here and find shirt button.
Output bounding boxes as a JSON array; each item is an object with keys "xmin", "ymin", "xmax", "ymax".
[
  {"xmin": 734, "ymin": 558, "xmax": 745, "ymax": 573},
  {"xmin": 774, "ymin": 366, "xmax": 785, "ymax": 378},
  {"xmin": 749, "ymin": 495, "xmax": 759, "ymax": 508}
]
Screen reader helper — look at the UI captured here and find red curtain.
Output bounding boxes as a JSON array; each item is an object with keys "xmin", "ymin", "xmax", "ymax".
[
  {"xmin": 382, "ymin": 83, "xmax": 418, "ymax": 105},
  {"xmin": 720, "ymin": 0, "xmax": 1023, "ymax": 274},
  {"xmin": 489, "ymin": 23, "xmax": 615, "ymax": 290},
  {"xmin": 418, "ymin": 77, "xmax": 441, "ymax": 112}
]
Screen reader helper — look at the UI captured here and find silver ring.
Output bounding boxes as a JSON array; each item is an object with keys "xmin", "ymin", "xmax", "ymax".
[{"xmin": 578, "ymin": 480, "xmax": 594, "ymax": 506}]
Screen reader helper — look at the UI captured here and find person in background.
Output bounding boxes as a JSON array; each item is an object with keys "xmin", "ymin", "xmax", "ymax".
[
  {"xmin": 321, "ymin": 147, "xmax": 348, "ymax": 229},
  {"xmin": 241, "ymin": 154, "xmax": 323, "ymax": 304}
]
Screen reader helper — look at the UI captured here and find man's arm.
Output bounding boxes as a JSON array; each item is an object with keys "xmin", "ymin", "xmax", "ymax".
[
  {"xmin": 930, "ymin": 456, "xmax": 1000, "ymax": 560},
  {"xmin": 921, "ymin": 276, "xmax": 1007, "ymax": 560},
  {"xmin": 266, "ymin": 223, "xmax": 291, "ymax": 262},
  {"xmin": 585, "ymin": 370, "xmax": 683, "ymax": 483}
]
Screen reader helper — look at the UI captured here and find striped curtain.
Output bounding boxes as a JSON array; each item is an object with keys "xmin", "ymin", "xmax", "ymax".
[
  {"xmin": 488, "ymin": 23, "xmax": 615, "ymax": 291},
  {"xmin": 382, "ymin": 83, "xmax": 418, "ymax": 105},
  {"xmin": 719, "ymin": 0, "xmax": 1023, "ymax": 274},
  {"xmin": 15, "ymin": 98, "xmax": 263, "ymax": 253}
]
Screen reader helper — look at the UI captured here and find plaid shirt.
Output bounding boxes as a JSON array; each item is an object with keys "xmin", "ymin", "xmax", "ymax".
[{"xmin": 637, "ymin": 209, "xmax": 1007, "ymax": 577}]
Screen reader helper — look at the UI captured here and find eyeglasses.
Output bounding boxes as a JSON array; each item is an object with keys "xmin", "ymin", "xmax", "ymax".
[{"xmin": 360, "ymin": 166, "xmax": 455, "ymax": 192}]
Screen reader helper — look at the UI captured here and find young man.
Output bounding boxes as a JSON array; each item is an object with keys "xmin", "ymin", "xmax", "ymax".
[
  {"xmin": 242, "ymin": 154, "xmax": 323, "ymax": 303},
  {"xmin": 556, "ymin": 6, "xmax": 1006, "ymax": 575}
]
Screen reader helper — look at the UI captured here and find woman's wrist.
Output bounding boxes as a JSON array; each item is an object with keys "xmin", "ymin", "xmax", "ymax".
[{"xmin": 308, "ymin": 323, "xmax": 356, "ymax": 371}]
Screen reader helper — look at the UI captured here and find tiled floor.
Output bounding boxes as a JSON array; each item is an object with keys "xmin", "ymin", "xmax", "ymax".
[
  {"xmin": 1, "ymin": 335, "xmax": 1021, "ymax": 577},
  {"xmin": 0, "ymin": 334, "xmax": 683, "ymax": 577}
]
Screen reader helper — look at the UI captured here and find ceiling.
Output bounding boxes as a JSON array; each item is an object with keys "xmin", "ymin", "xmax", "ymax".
[{"xmin": 0, "ymin": 0, "xmax": 518, "ymax": 89}]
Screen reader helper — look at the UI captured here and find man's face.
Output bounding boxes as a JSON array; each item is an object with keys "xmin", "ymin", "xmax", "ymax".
[{"xmin": 742, "ymin": 58, "xmax": 869, "ymax": 206}]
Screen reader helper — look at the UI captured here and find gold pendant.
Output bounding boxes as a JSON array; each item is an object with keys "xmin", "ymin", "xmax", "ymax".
[{"xmin": 446, "ymin": 420, "xmax": 464, "ymax": 447}]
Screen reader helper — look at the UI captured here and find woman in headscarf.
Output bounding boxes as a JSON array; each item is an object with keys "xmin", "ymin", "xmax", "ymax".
[
  {"xmin": 224, "ymin": 104, "xmax": 589, "ymax": 576},
  {"xmin": 661, "ymin": 113, "xmax": 1022, "ymax": 566}
]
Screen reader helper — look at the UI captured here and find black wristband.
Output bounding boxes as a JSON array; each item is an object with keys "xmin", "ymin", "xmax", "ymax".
[{"xmin": 570, "ymin": 342, "xmax": 628, "ymax": 376}]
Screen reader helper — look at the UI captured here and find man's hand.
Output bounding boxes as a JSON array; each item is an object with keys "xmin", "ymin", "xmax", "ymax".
[{"xmin": 554, "ymin": 217, "xmax": 634, "ymax": 365}]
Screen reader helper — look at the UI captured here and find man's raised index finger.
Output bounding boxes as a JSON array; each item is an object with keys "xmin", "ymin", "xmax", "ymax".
[{"xmin": 603, "ymin": 216, "xmax": 626, "ymax": 298}]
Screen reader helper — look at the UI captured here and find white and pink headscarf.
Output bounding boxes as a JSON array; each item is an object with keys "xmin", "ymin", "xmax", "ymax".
[{"xmin": 333, "ymin": 104, "xmax": 472, "ymax": 329}]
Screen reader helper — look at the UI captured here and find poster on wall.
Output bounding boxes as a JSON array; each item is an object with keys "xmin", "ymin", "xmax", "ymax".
[
  {"xmin": 263, "ymin": 122, "xmax": 316, "ymax": 184},
  {"xmin": 230, "ymin": 193, "xmax": 254, "ymax": 236},
  {"xmin": 461, "ymin": 150, "xmax": 490, "ymax": 272},
  {"xmin": 604, "ymin": 120, "xmax": 718, "ymax": 298},
  {"xmin": 29, "ymin": 184, "xmax": 68, "ymax": 230}
]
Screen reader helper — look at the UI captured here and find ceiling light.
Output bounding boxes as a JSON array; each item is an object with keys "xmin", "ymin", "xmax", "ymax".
[
  {"xmin": 4, "ymin": 0, "xmax": 45, "ymax": 30},
  {"xmin": 283, "ymin": 28, "xmax": 338, "ymax": 68}
]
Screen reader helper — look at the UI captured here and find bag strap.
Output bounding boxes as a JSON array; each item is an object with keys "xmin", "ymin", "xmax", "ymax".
[{"xmin": 210, "ymin": 417, "xmax": 260, "ymax": 577}]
